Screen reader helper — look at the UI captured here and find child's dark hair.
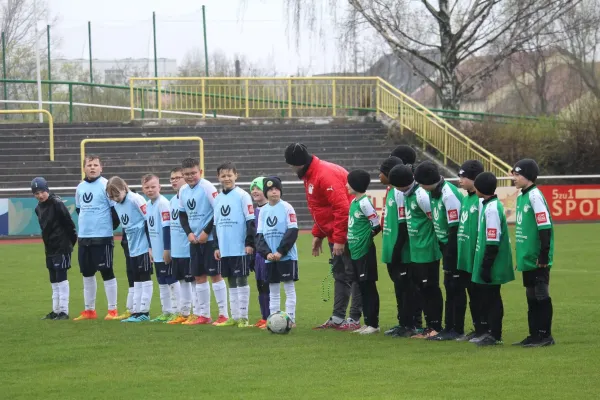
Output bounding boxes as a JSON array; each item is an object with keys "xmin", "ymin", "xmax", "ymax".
[
  {"xmin": 181, "ymin": 158, "xmax": 199, "ymax": 169},
  {"xmin": 83, "ymin": 154, "xmax": 103, "ymax": 167},
  {"xmin": 217, "ymin": 161, "xmax": 237, "ymax": 175},
  {"xmin": 170, "ymin": 167, "xmax": 183, "ymax": 175}
]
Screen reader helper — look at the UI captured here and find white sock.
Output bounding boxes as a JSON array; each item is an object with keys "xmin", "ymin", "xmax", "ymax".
[
  {"xmin": 51, "ymin": 282, "xmax": 59, "ymax": 313},
  {"xmin": 213, "ymin": 279, "xmax": 229, "ymax": 318},
  {"xmin": 192, "ymin": 283, "xmax": 199, "ymax": 315},
  {"xmin": 140, "ymin": 281, "xmax": 153, "ymax": 313},
  {"xmin": 269, "ymin": 283, "xmax": 281, "ymax": 315},
  {"xmin": 104, "ymin": 278, "xmax": 118, "ymax": 311},
  {"xmin": 229, "ymin": 287, "xmax": 239, "ymax": 321},
  {"xmin": 179, "ymin": 281, "xmax": 192, "ymax": 316},
  {"xmin": 133, "ymin": 282, "xmax": 143, "ymax": 313},
  {"xmin": 238, "ymin": 285, "xmax": 250, "ymax": 320},
  {"xmin": 196, "ymin": 282, "xmax": 211, "ymax": 318},
  {"xmin": 283, "ymin": 281, "xmax": 297, "ymax": 323},
  {"xmin": 126, "ymin": 287, "xmax": 134, "ymax": 311},
  {"xmin": 83, "ymin": 276, "xmax": 97, "ymax": 311},
  {"xmin": 158, "ymin": 284, "xmax": 171, "ymax": 314},
  {"xmin": 170, "ymin": 281, "xmax": 181, "ymax": 314},
  {"xmin": 58, "ymin": 280, "xmax": 70, "ymax": 315}
]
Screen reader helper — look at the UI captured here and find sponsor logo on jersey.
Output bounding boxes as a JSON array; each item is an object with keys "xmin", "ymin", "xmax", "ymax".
[
  {"xmin": 266, "ymin": 216, "xmax": 278, "ymax": 227},
  {"xmin": 348, "ymin": 216, "xmax": 355, "ymax": 228},
  {"xmin": 121, "ymin": 214, "xmax": 129, "ymax": 225},
  {"xmin": 187, "ymin": 198, "xmax": 196, "ymax": 210},
  {"xmin": 460, "ymin": 210, "xmax": 469, "ymax": 223},
  {"xmin": 83, "ymin": 192, "xmax": 93, "ymax": 203},
  {"xmin": 212, "ymin": 191, "xmax": 218, "ymax": 199},
  {"xmin": 289, "ymin": 213, "xmax": 297, "ymax": 223},
  {"xmin": 247, "ymin": 204, "xmax": 254, "ymax": 214},
  {"xmin": 524, "ymin": 204, "xmax": 531, "ymax": 213},
  {"xmin": 536, "ymin": 212, "xmax": 548, "ymax": 224},
  {"xmin": 148, "ymin": 216, "xmax": 155, "ymax": 227},
  {"xmin": 140, "ymin": 204, "xmax": 147, "ymax": 215},
  {"xmin": 487, "ymin": 228, "xmax": 497, "ymax": 240},
  {"xmin": 398, "ymin": 207, "xmax": 405, "ymax": 218},
  {"xmin": 448, "ymin": 209, "xmax": 459, "ymax": 222},
  {"xmin": 220, "ymin": 205, "xmax": 231, "ymax": 217},
  {"xmin": 162, "ymin": 211, "xmax": 170, "ymax": 221},
  {"xmin": 171, "ymin": 209, "xmax": 179, "ymax": 220},
  {"xmin": 516, "ymin": 211, "xmax": 523, "ymax": 225}
]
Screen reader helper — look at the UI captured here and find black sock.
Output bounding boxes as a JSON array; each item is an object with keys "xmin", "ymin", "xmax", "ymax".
[
  {"xmin": 527, "ymin": 297, "xmax": 537, "ymax": 337},
  {"xmin": 537, "ymin": 298, "xmax": 553, "ymax": 338},
  {"xmin": 393, "ymin": 280, "xmax": 404, "ymax": 326}
]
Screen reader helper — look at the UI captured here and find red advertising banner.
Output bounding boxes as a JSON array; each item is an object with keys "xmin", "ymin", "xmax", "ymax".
[{"xmin": 539, "ymin": 185, "xmax": 600, "ymax": 222}]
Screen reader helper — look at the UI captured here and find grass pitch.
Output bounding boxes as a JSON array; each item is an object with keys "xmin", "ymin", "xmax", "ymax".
[{"xmin": 1, "ymin": 225, "xmax": 600, "ymax": 399}]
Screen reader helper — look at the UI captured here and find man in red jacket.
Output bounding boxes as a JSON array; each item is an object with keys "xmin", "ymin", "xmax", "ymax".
[{"xmin": 285, "ymin": 143, "xmax": 362, "ymax": 330}]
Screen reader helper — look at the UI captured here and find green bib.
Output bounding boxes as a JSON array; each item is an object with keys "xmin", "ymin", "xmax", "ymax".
[
  {"xmin": 405, "ymin": 185, "xmax": 441, "ymax": 263},
  {"xmin": 348, "ymin": 195, "xmax": 376, "ymax": 260},
  {"xmin": 515, "ymin": 186, "xmax": 554, "ymax": 271},
  {"xmin": 472, "ymin": 198, "xmax": 514, "ymax": 285},
  {"xmin": 429, "ymin": 181, "xmax": 464, "ymax": 244},
  {"xmin": 457, "ymin": 192, "xmax": 480, "ymax": 273},
  {"xmin": 381, "ymin": 187, "xmax": 411, "ymax": 264}
]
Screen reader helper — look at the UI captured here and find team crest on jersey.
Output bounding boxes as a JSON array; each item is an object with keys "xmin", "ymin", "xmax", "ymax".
[
  {"xmin": 121, "ymin": 214, "xmax": 129, "ymax": 226},
  {"xmin": 524, "ymin": 204, "xmax": 531, "ymax": 213},
  {"xmin": 148, "ymin": 216, "xmax": 155, "ymax": 227},
  {"xmin": 470, "ymin": 205, "xmax": 478, "ymax": 213},
  {"xmin": 308, "ymin": 184, "xmax": 314, "ymax": 194},
  {"xmin": 516, "ymin": 211, "xmax": 523, "ymax": 225},
  {"xmin": 266, "ymin": 216, "xmax": 278, "ymax": 227},
  {"xmin": 410, "ymin": 201, "xmax": 417, "ymax": 210},
  {"xmin": 220, "ymin": 205, "xmax": 231, "ymax": 217},
  {"xmin": 83, "ymin": 192, "xmax": 93, "ymax": 203},
  {"xmin": 354, "ymin": 210, "xmax": 362, "ymax": 219},
  {"xmin": 460, "ymin": 210, "xmax": 468, "ymax": 223},
  {"xmin": 171, "ymin": 209, "xmax": 179, "ymax": 220},
  {"xmin": 388, "ymin": 198, "xmax": 394, "ymax": 207},
  {"xmin": 187, "ymin": 198, "xmax": 196, "ymax": 210}
]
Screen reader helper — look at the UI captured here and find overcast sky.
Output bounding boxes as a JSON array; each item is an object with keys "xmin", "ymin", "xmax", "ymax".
[{"xmin": 48, "ymin": 0, "xmax": 343, "ymax": 75}]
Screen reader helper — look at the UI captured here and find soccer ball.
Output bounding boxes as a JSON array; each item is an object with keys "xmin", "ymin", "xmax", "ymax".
[{"xmin": 266, "ymin": 311, "xmax": 293, "ymax": 334}]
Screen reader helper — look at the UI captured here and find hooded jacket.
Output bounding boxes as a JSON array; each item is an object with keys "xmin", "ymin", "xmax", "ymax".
[{"xmin": 35, "ymin": 193, "xmax": 77, "ymax": 256}]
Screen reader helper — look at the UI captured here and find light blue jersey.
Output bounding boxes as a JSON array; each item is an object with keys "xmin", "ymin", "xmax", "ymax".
[
  {"xmin": 146, "ymin": 194, "xmax": 171, "ymax": 262},
  {"xmin": 75, "ymin": 177, "xmax": 116, "ymax": 238},
  {"xmin": 170, "ymin": 194, "xmax": 190, "ymax": 258},
  {"xmin": 114, "ymin": 192, "xmax": 149, "ymax": 257},
  {"xmin": 214, "ymin": 187, "xmax": 255, "ymax": 257},
  {"xmin": 178, "ymin": 179, "xmax": 218, "ymax": 238},
  {"xmin": 257, "ymin": 200, "xmax": 298, "ymax": 262}
]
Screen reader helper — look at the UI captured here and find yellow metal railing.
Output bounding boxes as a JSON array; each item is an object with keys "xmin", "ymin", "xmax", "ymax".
[
  {"xmin": 129, "ymin": 76, "xmax": 511, "ymax": 184},
  {"xmin": 80, "ymin": 137, "xmax": 204, "ymax": 180},
  {"xmin": 0, "ymin": 109, "xmax": 54, "ymax": 161}
]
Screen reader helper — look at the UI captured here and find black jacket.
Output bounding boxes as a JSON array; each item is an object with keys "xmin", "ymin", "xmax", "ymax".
[{"xmin": 35, "ymin": 193, "xmax": 77, "ymax": 256}]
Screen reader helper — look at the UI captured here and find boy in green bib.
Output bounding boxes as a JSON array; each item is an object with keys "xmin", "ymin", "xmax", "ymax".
[
  {"xmin": 346, "ymin": 170, "xmax": 382, "ymax": 334},
  {"xmin": 456, "ymin": 160, "xmax": 486, "ymax": 342},
  {"xmin": 512, "ymin": 159, "xmax": 555, "ymax": 347},
  {"xmin": 414, "ymin": 161, "xmax": 465, "ymax": 341},
  {"xmin": 389, "ymin": 164, "xmax": 443, "ymax": 339},
  {"xmin": 471, "ymin": 172, "xmax": 514, "ymax": 347}
]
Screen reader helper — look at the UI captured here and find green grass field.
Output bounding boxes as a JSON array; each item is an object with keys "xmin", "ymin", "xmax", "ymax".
[{"xmin": 1, "ymin": 225, "xmax": 600, "ymax": 399}]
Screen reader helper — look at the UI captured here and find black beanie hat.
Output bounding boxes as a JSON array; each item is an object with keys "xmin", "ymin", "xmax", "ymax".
[
  {"xmin": 512, "ymin": 158, "xmax": 539, "ymax": 182},
  {"xmin": 388, "ymin": 165, "xmax": 414, "ymax": 188},
  {"xmin": 390, "ymin": 145, "xmax": 416, "ymax": 165},
  {"xmin": 459, "ymin": 160, "xmax": 485, "ymax": 181},
  {"xmin": 263, "ymin": 176, "xmax": 283, "ymax": 197},
  {"xmin": 31, "ymin": 177, "xmax": 49, "ymax": 194},
  {"xmin": 347, "ymin": 169, "xmax": 371, "ymax": 193},
  {"xmin": 379, "ymin": 156, "xmax": 404, "ymax": 177},
  {"xmin": 474, "ymin": 172, "xmax": 497, "ymax": 196},
  {"xmin": 284, "ymin": 143, "xmax": 312, "ymax": 166},
  {"xmin": 414, "ymin": 161, "xmax": 441, "ymax": 186}
]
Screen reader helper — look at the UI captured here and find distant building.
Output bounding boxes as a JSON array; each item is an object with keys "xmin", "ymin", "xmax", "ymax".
[{"xmin": 53, "ymin": 58, "xmax": 178, "ymax": 85}]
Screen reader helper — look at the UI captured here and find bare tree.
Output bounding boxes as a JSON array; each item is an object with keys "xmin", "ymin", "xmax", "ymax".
[
  {"xmin": 278, "ymin": 0, "xmax": 580, "ymax": 110},
  {"xmin": 555, "ymin": 0, "xmax": 600, "ymax": 100}
]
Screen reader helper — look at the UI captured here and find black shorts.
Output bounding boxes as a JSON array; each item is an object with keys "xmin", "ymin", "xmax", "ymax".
[
  {"xmin": 267, "ymin": 260, "xmax": 299, "ymax": 284},
  {"xmin": 219, "ymin": 256, "xmax": 251, "ymax": 278},
  {"xmin": 46, "ymin": 254, "xmax": 72, "ymax": 271},
  {"xmin": 522, "ymin": 268, "xmax": 550, "ymax": 288},
  {"xmin": 154, "ymin": 261, "xmax": 173, "ymax": 278},
  {"xmin": 131, "ymin": 253, "xmax": 153, "ymax": 281},
  {"xmin": 190, "ymin": 242, "xmax": 219, "ymax": 277},
  {"xmin": 410, "ymin": 261, "xmax": 440, "ymax": 289},
  {"xmin": 172, "ymin": 257, "xmax": 193, "ymax": 282},
  {"xmin": 78, "ymin": 242, "xmax": 114, "ymax": 276},
  {"xmin": 386, "ymin": 262, "xmax": 410, "ymax": 282},
  {"xmin": 351, "ymin": 244, "xmax": 378, "ymax": 282}
]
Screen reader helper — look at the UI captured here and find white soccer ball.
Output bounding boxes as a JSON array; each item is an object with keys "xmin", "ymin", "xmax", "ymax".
[{"xmin": 266, "ymin": 311, "xmax": 293, "ymax": 334}]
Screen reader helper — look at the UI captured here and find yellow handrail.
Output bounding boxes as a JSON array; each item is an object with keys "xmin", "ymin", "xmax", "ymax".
[
  {"xmin": 80, "ymin": 136, "xmax": 204, "ymax": 180},
  {"xmin": 0, "ymin": 109, "xmax": 54, "ymax": 161}
]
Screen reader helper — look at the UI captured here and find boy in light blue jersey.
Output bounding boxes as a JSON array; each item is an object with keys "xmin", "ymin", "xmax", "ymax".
[
  {"xmin": 256, "ymin": 177, "xmax": 299, "ymax": 325},
  {"xmin": 142, "ymin": 174, "xmax": 180, "ymax": 323},
  {"xmin": 166, "ymin": 167, "xmax": 195, "ymax": 324},
  {"xmin": 106, "ymin": 177, "xmax": 153, "ymax": 322},
  {"xmin": 178, "ymin": 158, "xmax": 227, "ymax": 325},
  {"xmin": 74, "ymin": 155, "xmax": 120, "ymax": 321},
  {"xmin": 213, "ymin": 162, "xmax": 256, "ymax": 328}
]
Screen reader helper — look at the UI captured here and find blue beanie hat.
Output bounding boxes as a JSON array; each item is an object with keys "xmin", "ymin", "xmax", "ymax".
[{"xmin": 31, "ymin": 177, "xmax": 49, "ymax": 193}]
